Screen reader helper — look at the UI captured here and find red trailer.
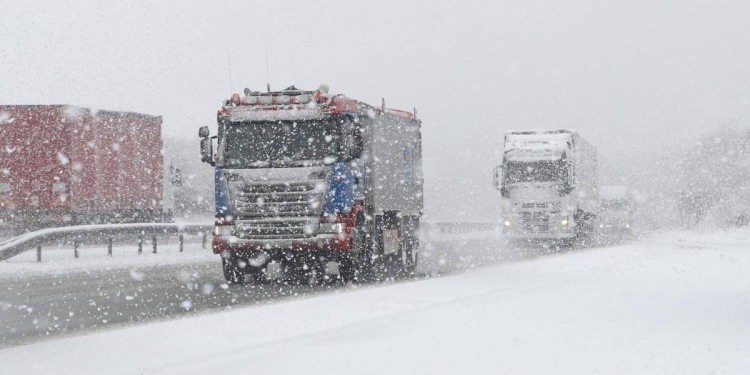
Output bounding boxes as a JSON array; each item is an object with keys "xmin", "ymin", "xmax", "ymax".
[{"xmin": 0, "ymin": 105, "xmax": 171, "ymax": 231}]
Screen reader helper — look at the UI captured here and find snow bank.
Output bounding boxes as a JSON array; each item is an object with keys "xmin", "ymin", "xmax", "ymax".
[{"xmin": 1, "ymin": 229, "xmax": 748, "ymax": 374}]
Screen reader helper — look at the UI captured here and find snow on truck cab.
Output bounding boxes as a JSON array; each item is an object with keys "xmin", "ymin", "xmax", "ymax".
[
  {"xmin": 493, "ymin": 130, "xmax": 598, "ymax": 241},
  {"xmin": 199, "ymin": 85, "xmax": 423, "ymax": 284}
]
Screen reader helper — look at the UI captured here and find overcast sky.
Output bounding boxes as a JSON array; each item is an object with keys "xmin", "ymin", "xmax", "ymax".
[{"xmin": 3, "ymin": 1, "xmax": 750, "ymax": 220}]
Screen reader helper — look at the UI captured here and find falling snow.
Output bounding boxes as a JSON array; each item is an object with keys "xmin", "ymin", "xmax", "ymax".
[{"xmin": 2, "ymin": 2, "xmax": 750, "ymax": 374}]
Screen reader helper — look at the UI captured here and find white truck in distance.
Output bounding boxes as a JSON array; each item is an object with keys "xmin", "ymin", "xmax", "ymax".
[
  {"xmin": 597, "ymin": 185, "xmax": 635, "ymax": 233},
  {"xmin": 493, "ymin": 130, "xmax": 598, "ymax": 242}
]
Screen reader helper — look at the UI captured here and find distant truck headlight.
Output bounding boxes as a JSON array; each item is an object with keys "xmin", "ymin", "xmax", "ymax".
[
  {"xmin": 503, "ymin": 219, "xmax": 511, "ymax": 227},
  {"xmin": 561, "ymin": 219, "xmax": 569, "ymax": 226}
]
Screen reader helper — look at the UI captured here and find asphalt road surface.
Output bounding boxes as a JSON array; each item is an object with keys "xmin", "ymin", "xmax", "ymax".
[{"xmin": 0, "ymin": 261, "xmax": 346, "ymax": 348}]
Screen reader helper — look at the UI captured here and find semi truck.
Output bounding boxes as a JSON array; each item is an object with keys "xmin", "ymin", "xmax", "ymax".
[
  {"xmin": 597, "ymin": 185, "xmax": 635, "ymax": 233},
  {"xmin": 493, "ymin": 130, "xmax": 598, "ymax": 243},
  {"xmin": 0, "ymin": 105, "xmax": 173, "ymax": 231},
  {"xmin": 199, "ymin": 85, "xmax": 423, "ymax": 284}
]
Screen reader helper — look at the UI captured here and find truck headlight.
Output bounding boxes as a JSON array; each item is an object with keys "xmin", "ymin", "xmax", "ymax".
[
  {"xmin": 561, "ymin": 219, "xmax": 569, "ymax": 226},
  {"xmin": 503, "ymin": 220, "xmax": 511, "ymax": 227},
  {"xmin": 320, "ymin": 223, "xmax": 345, "ymax": 234},
  {"xmin": 213, "ymin": 224, "xmax": 234, "ymax": 236}
]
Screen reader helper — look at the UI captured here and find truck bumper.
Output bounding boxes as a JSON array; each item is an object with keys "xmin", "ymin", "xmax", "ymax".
[
  {"xmin": 212, "ymin": 231, "xmax": 351, "ymax": 255},
  {"xmin": 503, "ymin": 231, "xmax": 576, "ymax": 240},
  {"xmin": 502, "ymin": 223, "xmax": 576, "ymax": 240}
]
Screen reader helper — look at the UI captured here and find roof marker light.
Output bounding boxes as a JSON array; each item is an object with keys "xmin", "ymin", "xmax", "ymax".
[
  {"xmin": 258, "ymin": 96, "xmax": 273, "ymax": 105},
  {"xmin": 296, "ymin": 95, "xmax": 311, "ymax": 104},
  {"xmin": 230, "ymin": 93, "xmax": 241, "ymax": 106},
  {"xmin": 276, "ymin": 95, "xmax": 291, "ymax": 105}
]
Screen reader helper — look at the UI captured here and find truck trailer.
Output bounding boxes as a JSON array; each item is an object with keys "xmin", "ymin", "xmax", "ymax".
[
  {"xmin": 199, "ymin": 85, "xmax": 423, "ymax": 284},
  {"xmin": 493, "ymin": 130, "xmax": 598, "ymax": 243},
  {"xmin": 0, "ymin": 105, "xmax": 172, "ymax": 231}
]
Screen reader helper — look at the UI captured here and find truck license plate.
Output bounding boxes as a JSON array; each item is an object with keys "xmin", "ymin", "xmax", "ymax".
[{"xmin": 382, "ymin": 230, "xmax": 399, "ymax": 255}]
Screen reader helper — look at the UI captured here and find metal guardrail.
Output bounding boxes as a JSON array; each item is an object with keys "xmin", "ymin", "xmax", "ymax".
[
  {"xmin": 423, "ymin": 222, "xmax": 500, "ymax": 234},
  {"xmin": 0, "ymin": 223, "xmax": 213, "ymax": 262},
  {"xmin": 0, "ymin": 221, "xmax": 499, "ymax": 263}
]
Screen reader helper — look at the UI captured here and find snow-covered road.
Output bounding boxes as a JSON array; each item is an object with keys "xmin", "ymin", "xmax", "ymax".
[
  {"xmin": 1, "ymin": 229, "xmax": 749, "ymax": 374},
  {"xmin": 0, "ymin": 231, "xmax": 501, "ymax": 347}
]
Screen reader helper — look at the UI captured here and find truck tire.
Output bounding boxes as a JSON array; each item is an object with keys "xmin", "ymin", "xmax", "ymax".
[
  {"xmin": 283, "ymin": 255, "xmax": 324, "ymax": 286},
  {"xmin": 222, "ymin": 257, "xmax": 245, "ymax": 284},
  {"xmin": 398, "ymin": 216, "xmax": 418, "ymax": 277},
  {"xmin": 359, "ymin": 218, "xmax": 375, "ymax": 282},
  {"xmin": 340, "ymin": 213, "xmax": 371, "ymax": 283},
  {"xmin": 302, "ymin": 257, "xmax": 325, "ymax": 286}
]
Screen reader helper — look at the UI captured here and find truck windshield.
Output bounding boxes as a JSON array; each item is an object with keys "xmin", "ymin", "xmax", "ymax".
[
  {"xmin": 221, "ymin": 120, "xmax": 340, "ymax": 167},
  {"xmin": 600, "ymin": 199, "xmax": 630, "ymax": 211},
  {"xmin": 504, "ymin": 160, "xmax": 566, "ymax": 184}
]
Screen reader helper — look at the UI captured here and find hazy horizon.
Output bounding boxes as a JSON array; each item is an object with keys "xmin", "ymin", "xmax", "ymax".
[{"xmin": 3, "ymin": 1, "xmax": 750, "ymax": 221}]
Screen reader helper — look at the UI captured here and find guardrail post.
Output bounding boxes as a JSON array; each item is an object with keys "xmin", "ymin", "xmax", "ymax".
[
  {"xmin": 107, "ymin": 238, "xmax": 113, "ymax": 257},
  {"xmin": 37, "ymin": 245, "xmax": 41, "ymax": 262},
  {"xmin": 179, "ymin": 234, "xmax": 184, "ymax": 252},
  {"xmin": 138, "ymin": 238, "xmax": 142, "ymax": 254},
  {"xmin": 202, "ymin": 232, "xmax": 207, "ymax": 249},
  {"xmin": 152, "ymin": 236, "xmax": 157, "ymax": 254},
  {"xmin": 74, "ymin": 241, "xmax": 79, "ymax": 259}
]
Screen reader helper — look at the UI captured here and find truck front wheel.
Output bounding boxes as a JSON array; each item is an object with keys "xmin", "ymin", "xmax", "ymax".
[
  {"xmin": 340, "ymin": 213, "xmax": 371, "ymax": 283},
  {"xmin": 398, "ymin": 216, "xmax": 419, "ymax": 278},
  {"xmin": 283, "ymin": 255, "xmax": 324, "ymax": 286},
  {"xmin": 222, "ymin": 253, "xmax": 266, "ymax": 284},
  {"xmin": 222, "ymin": 257, "xmax": 245, "ymax": 284}
]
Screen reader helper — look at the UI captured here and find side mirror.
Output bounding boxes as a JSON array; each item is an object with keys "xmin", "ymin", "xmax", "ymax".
[
  {"xmin": 492, "ymin": 165, "xmax": 503, "ymax": 190},
  {"xmin": 198, "ymin": 126, "xmax": 210, "ymax": 138},
  {"xmin": 200, "ymin": 137, "xmax": 214, "ymax": 165},
  {"xmin": 340, "ymin": 121, "xmax": 363, "ymax": 161}
]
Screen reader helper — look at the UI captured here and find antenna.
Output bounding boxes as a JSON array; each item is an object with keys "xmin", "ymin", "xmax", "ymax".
[
  {"xmin": 265, "ymin": 45, "xmax": 271, "ymax": 92},
  {"xmin": 227, "ymin": 52, "xmax": 233, "ymax": 95}
]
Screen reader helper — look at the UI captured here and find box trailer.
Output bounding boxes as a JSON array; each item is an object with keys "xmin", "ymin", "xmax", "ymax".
[{"xmin": 0, "ymin": 105, "xmax": 172, "ymax": 230}]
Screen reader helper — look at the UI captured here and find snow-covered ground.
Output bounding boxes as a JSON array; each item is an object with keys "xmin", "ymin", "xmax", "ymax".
[{"xmin": 1, "ymin": 228, "xmax": 748, "ymax": 374}]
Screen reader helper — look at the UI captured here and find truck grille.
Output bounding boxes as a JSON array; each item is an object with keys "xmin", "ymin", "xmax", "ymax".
[
  {"xmin": 234, "ymin": 217, "xmax": 319, "ymax": 239},
  {"xmin": 519, "ymin": 202, "xmax": 561, "ymax": 210},
  {"xmin": 232, "ymin": 181, "xmax": 324, "ymax": 239},
  {"xmin": 521, "ymin": 211, "xmax": 551, "ymax": 232},
  {"xmin": 233, "ymin": 182, "xmax": 322, "ymax": 218}
]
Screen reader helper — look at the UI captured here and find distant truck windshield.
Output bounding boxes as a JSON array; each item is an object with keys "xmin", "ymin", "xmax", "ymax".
[
  {"xmin": 504, "ymin": 159, "xmax": 567, "ymax": 184},
  {"xmin": 221, "ymin": 120, "xmax": 340, "ymax": 167},
  {"xmin": 600, "ymin": 199, "xmax": 630, "ymax": 211}
]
